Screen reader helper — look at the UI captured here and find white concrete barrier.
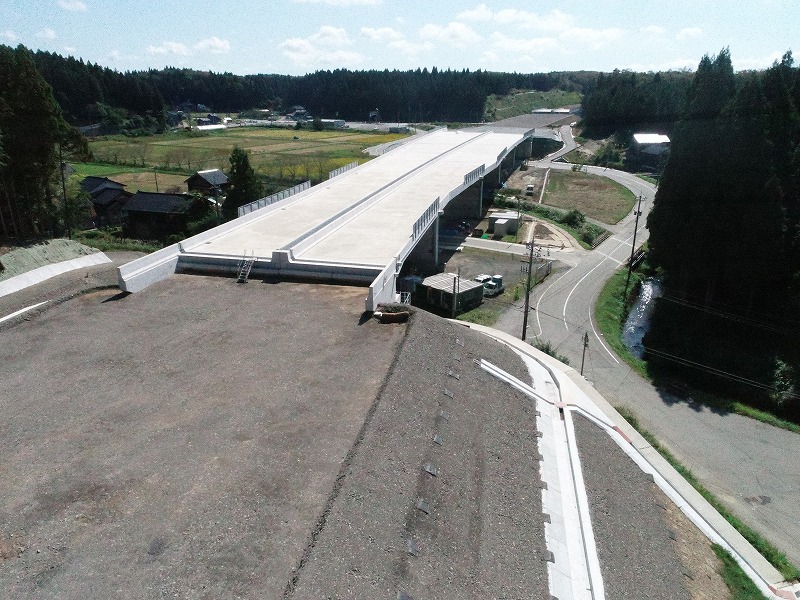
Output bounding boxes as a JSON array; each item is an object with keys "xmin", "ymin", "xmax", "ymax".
[{"xmin": 0, "ymin": 252, "xmax": 112, "ymax": 298}]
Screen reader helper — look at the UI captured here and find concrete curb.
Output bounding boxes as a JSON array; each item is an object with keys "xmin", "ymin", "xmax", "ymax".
[
  {"xmin": 0, "ymin": 252, "xmax": 112, "ymax": 298},
  {"xmin": 453, "ymin": 321, "xmax": 800, "ymax": 599}
]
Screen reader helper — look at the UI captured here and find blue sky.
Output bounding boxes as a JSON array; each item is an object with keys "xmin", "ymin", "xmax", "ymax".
[{"xmin": 1, "ymin": 0, "xmax": 796, "ymax": 75}]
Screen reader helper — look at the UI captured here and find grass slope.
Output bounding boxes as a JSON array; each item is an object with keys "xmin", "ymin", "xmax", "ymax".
[{"xmin": 485, "ymin": 89, "xmax": 581, "ymax": 121}]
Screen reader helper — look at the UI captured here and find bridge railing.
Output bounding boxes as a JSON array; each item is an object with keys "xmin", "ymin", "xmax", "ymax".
[
  {"xmin": 412, "ymin": 197, "xmax": 440, "ymax": 242},
  {"xmin": 238, "ymin": 181, "xmax": 311, "ymax": 217},
  {"xmin": 463, "ymin": 165, "xmax": 485, "ymax": 187},
  {"xmin": 328, "ymin": 161, "xmax": 359, "ymax": 179}
]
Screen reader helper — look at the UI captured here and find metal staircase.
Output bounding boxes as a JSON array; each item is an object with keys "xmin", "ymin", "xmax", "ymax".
[{"xmin": 237, "ymin": 251, "xmax": 255, "ymax": 283}]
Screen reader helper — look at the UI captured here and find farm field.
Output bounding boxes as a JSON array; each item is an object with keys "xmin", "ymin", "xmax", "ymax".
[
  {"xmin": 87, "ymin": 127, "xmax": 408, "ymax": 183},
  {"xmin": 71, "ymin": 163, "xmax": 188, "ymax": 194},
  {"xmin": 543, "ymin": 170, "xmax": 636, "ymax": 224}
]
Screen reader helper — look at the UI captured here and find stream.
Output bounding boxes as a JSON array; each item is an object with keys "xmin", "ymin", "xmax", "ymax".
[{"xmin": 622, "ymin": 277, "xmax": 662, "ymax": 358}]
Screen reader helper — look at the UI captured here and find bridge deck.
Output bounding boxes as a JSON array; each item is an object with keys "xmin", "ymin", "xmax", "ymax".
[
  {"xmin": 297, "ymin": 130, "xmax": 524, "ymax": 266},
  {"xmin": 183, "ymin": 129, "xmax": 524, "ymax": 265}
]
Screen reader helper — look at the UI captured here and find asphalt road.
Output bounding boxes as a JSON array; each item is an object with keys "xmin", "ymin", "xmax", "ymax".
[{"xmin": 495, "ymin": 126, "xmax": 800, "ymax": 570}]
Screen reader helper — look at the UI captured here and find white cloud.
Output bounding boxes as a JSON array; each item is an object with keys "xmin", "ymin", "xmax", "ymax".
[
  {"xmin": 147, "ymin": 41, "xmax": 190, "ymax": 56},
  {"xmin": 489, "ymin": 32, "xmax": 557, "ymax": 55},
  {"xmin": 456, "ymin": 3, "xmax": 493, "ymax": 21},
  {"xmin": 279, "ymin": 26, "xmax": 364, "ymax": 69},
  {"xmin": 57, "ymin": 0, "xmax": 87, "ymax": 11},
  {"xmin": 361, "ymin": 27, "xmax": 432, "ymax": 56},
  {"xmin": 37, "ymin": 28, "xmax": 57, "ymax": 40},
  {"xmin": 63, "ymin": 46, "xmax": 76, "ymax": 53},
  {"xmin": 1, "ymin": 30, "xmax": 18, "ymax": 43},
  {"xmin": 456, "ymin": 5, "xmax": 574, "ymax": 32},
  {"xmin": 560, "ymin": 27, "xmax": 624, "ymax": 50},
  {"xmin": 147, "ymin": 37, "xmax": 231, "ymax": 57},
  {"xmin": 292, "ymin": 0, "xmax": 380, "ymax": 5},
  {"xmin": 310, "ymin": 25, "xmax": 352, "ymax": 47},
  {"xmin": 623, "ymin": 58, "xmax": 697, "ymax": 72},
  {"xmin": 735, "ymin": 50, "xmax": 786, "ymax": 71},
  {"xmin": 640, "ymin": 25, "xmax": 666, "ymax": 36},
  {"xmin": 361, "ymin": 27, "xmax": 404, "ymax": 43},
  {"xmin": 419, "ymin": 22, "xmax": 481, "ymax": 48},
  {"xmin": 193, "ymin": 36, "xmax": 231, "ymax": 54},
  {"xmin": 677, "ymin": 27, "xmax": 703, "ymax": 40}
]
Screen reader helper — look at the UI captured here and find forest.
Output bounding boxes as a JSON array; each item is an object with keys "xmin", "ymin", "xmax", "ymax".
[
  {"xmin": 28, "ymin": 46, "xmax": 597, "ymax": 126},
  {"xmin": 644, "ymin": 49, "xmax": 800, "ymax": 417}
]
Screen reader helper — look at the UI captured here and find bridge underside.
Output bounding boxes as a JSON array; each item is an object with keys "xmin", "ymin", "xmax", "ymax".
[{"xmin": 118, "ymin": 127, "xmax": 543, "ymax": 310}]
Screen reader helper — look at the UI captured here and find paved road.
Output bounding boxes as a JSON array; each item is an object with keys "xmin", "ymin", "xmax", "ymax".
[{"xmin": 495, "ymin": 127, "xmax": 800, "ymax": 570}]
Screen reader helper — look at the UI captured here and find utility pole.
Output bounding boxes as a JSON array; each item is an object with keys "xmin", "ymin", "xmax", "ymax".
[
  {"xmin": 624, "ymin": 194, "xmax": 644, "ymax": 299},
  {"xmin": 451, "ymin": 272, "xmax": 458, "ymax": 319},
  {"xmin": 58, "ymin": 143, "xmax": 71, "ymax": 240},
  {"xmin": 521, "ymin": 236, "xmax": 535, "ymax": 341},
  {"xmin": 581, "ymin": 331, "xmax": 589, "ymax": 376}
]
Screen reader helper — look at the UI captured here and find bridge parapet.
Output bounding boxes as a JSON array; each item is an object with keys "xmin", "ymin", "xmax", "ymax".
[
  {"xmin": 365, "ymin": 256, "xmax": 401, "ymax": 312},
  {"xmin": 238, "ymin": 181, "xmax": 311, "ymax": 217},
  {"xmin": 464, "ymin": 165, "xmax": 485, "ymax": 187},
  {"xmin": 328, "ymin": 161, "xmax": 359, "ymax": 179}
]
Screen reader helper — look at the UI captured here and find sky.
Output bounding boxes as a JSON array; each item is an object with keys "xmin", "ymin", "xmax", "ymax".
[{"xmin": 1, "ymin": 0, "xmax": 797, "ymax": 76}]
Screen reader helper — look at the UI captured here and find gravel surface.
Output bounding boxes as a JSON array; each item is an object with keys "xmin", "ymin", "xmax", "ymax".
[
  {"xmin": 573, "ymin": 414, "xmax": 691, "ymax": 600},
  {"xmin": 290, "ymin": 310, "xmax": 550, "ymax": 600},
  {"xmin": 0, "ymin": 275, "xmax": 403, "ymax": 599}
]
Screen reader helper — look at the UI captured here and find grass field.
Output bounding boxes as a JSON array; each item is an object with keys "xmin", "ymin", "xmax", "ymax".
[
  {"xmin": 543, "ymin": 170, "xmax": 637, "ymax": 224},
  {"xmin": 485, "ymin": 89, "xmax": 582, "ymax": 121},
  {"xmin": 88, "ymin": 127, "xmax": 407, "ymax": 182}
]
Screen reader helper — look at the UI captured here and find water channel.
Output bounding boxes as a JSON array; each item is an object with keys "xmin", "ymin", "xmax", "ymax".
[{"xmin": 622, "ymin": 277, "xmax": 662, "ymax": 358}]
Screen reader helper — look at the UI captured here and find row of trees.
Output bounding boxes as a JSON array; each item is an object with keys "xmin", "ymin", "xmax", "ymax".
[
  {"xmin": 645, "ymin": 49, "xmax": 800, "ymax": 414},
  {"xmin": 15, "ymin": 44, "xmax": 599, "ymax": 125},
  {"xmin": 32, "ymin": 50, "xmax": 165, "ymax": 131},
  {"xmin": 581, "ymin": 69, "xmax": 693, "ymax": 134}
]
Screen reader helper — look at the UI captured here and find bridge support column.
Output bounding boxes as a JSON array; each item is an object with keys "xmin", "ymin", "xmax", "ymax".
[
  {"xmin": 479, "ymin": 178, "xmax": 484, "ymax": 218},
  {"xmin": 433, "ymin": 214, "xmax": 440, "ymax": 266}
]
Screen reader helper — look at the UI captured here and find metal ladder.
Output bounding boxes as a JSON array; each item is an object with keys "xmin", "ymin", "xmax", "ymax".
[{"xmin": 237, "ymin": 251, "xmax": 255, "ymax": 283}]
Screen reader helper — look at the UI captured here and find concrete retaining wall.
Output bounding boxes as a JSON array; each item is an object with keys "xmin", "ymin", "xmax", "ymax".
[{"xmin": 0, "ymin": 252, "xmax": 112, "ymax": 298}]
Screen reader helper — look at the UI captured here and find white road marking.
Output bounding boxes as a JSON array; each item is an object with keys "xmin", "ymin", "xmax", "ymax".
[{"xmin": 0, "ymin": 301, "xmax": 49, "ymax": 324}]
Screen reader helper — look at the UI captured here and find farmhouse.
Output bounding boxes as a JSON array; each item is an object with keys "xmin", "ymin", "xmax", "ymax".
[
  {"xmin": 80, "ymin": 175, "xmax": 131, "ymax": 226},
  {"xmin": 122, "ymin": 191, "xmax": 195, "ymax": 240},
  {"xmin": 629, "ymin": 132, "xmax": 671, "ymax": 168},
  {"xmin": 185, "ymin": 169, "xmax": 229, "ymax": 196}
]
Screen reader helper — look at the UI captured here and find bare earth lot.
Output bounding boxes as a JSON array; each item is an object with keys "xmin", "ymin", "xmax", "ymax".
[{"xmin": 0, "ymin": 276, "xmax": 402, "ymax": 598}]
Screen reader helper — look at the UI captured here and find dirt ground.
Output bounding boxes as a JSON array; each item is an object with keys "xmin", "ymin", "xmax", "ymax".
[
  {"xmin": 505, "ymin": 166, "xmax": 548, "ymax": 199},
  {"xmin": 0, "ymin": 276, "xmax": 403, "ymax": 598}
]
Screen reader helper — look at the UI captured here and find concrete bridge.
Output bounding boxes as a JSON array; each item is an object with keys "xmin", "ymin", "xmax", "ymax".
[{"xmin": 118, "ymin": 128, "xmax": 540, "ymax": 310}]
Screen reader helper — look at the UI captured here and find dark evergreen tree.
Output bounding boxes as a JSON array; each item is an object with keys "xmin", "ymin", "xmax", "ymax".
[
  {"xmin": 0, "ymin": 45, "xmax": 68, "ymax": 238},
  {"xmin": 223, "ymin": 147, "xmax": 261, "ymax": 219}
]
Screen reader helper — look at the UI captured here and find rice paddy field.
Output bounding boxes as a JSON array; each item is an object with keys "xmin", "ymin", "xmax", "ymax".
[{"xmin": 86, "ymin": 127, "xmax": 408, "ymax": 187}]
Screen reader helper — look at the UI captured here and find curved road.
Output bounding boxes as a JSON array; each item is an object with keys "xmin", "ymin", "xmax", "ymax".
[{"xmin": 500, "ymin": 125, "xmax": 800, "ymax": 570}]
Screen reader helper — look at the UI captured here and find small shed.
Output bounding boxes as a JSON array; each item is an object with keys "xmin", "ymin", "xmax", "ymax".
[
  {"xmin": 488, "ymin": 211, "xmax": 519, "ymax": 235},
  {"xmin": 417, "ymin": 273, "xmax": 484, "ymax": 313}
]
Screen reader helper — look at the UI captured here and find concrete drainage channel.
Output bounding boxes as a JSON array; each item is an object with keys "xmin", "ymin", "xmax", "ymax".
[{"xmin": 480, "ymin": 358, "xmax": 604, "ymax": 600}]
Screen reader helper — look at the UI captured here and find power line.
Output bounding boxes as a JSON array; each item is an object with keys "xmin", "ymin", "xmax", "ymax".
[{"xmin": 643, "ymin": 346, "xmax": 799, "ymax": 398}]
